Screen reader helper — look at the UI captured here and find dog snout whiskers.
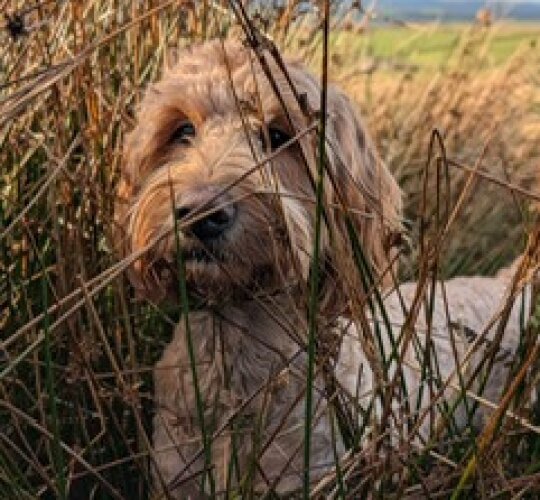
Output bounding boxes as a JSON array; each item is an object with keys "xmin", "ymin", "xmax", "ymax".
[{"xmin": 152, "ymin": 257, "xmax": 175, "ymax": 281}]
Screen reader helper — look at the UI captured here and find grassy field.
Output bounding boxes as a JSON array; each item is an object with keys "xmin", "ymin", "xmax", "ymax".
[
  {"xmin": 0, "ymin": 1, "xmax": 539, "ymax": 498},
  {"xmin": 331, "ymin": 22, "xmax": 540, "ymax": 68},
  {"xmin": 325, "ymin": 22, "xmax": 540, "ymax": 277}
]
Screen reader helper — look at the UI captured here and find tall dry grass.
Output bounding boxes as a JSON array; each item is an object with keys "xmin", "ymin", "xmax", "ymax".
[{"xmin": 0, "ymin": 1, "xmax": 539, "ymax": 498}]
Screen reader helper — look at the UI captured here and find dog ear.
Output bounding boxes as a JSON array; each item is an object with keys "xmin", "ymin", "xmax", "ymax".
[{"xmin": 321, "ymin": 89, "xmax": 402, "ymax": 310}]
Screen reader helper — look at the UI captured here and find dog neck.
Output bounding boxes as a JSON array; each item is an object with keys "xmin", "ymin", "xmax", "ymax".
[
  {"xmin": 185, "ymin": 296, "xmax": 306, "ymax": 377},
  {"xmin": 157, "ymin": 296, "xmax": 309, "ymax": 433}
]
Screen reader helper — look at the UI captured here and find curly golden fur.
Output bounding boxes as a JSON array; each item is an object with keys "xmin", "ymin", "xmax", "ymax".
[{"xmin": 116, "ymin": 40, "xmax": 532, "ymax": 497}]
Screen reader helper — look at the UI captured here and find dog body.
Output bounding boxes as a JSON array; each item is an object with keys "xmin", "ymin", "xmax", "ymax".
[
  {"xmin": 152, "ymin": 274, "xmax": 528, "ymax": 496},
  {"xmin": 116, "ymin": 40, "xmax": 532, "ymax": 497}
]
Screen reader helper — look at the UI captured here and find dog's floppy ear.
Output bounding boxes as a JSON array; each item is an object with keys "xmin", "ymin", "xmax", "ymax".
[{"xmin": 322, "ymin": 88, "xmax": 402, "ymax": 308}]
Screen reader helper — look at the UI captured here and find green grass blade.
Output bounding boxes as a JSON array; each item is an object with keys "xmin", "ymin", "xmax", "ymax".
[
  {"xmin": 171, "ymin": 197, "xmax": 216, "ymax": 496},
  {"xmin": 304, "ymin": 1, "xmax": 330, "ymax": 496}
]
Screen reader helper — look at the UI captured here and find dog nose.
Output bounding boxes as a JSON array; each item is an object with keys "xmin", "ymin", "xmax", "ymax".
[
  {"xmin": 176, "ymin": 202, "xmax": 236, "ymax": 241},
  {"xmin": 192, "ymin": 206, "xmax": 236, "ymax": 240}
]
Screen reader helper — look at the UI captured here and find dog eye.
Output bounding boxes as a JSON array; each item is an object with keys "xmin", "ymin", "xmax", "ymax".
[
  {"xmin": 170, "ymin": 121, "xmax": 196, "ymax": 145},
  {"xmin": 260, "ymin": 126, "xmax": 291, "ymax": 151}
]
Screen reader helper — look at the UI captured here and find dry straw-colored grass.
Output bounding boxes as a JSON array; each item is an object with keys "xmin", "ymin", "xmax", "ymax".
[{"xmin": 1, "ymin": 1, "xmax": 539, "ymax": 498}]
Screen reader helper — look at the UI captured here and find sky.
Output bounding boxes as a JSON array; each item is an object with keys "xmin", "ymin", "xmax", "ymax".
[{"xmin": 375, "ymin": 1, "xmax": 540, "ymax": 20}]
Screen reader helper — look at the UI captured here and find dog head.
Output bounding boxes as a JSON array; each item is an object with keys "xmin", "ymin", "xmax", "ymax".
[{"xmin": 115, "ymin": 40, "xmax": 401, "ymax": 309}]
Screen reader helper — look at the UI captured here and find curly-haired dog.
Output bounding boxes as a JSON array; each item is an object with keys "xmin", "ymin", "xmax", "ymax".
[{"xmin": 116, "ymin": 40, "xmax": 534, "ymax": 497}]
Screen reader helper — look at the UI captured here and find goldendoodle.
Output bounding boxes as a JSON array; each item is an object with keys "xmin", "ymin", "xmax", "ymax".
[{"xmin": 116, "ymin": 39, "xmax": 533, "ymax": 497}]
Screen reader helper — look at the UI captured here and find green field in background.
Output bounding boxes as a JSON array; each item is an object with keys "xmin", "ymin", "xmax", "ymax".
[{"xmin": 330, "ymin": 22, "xmax": 540, "ymax": 69}]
